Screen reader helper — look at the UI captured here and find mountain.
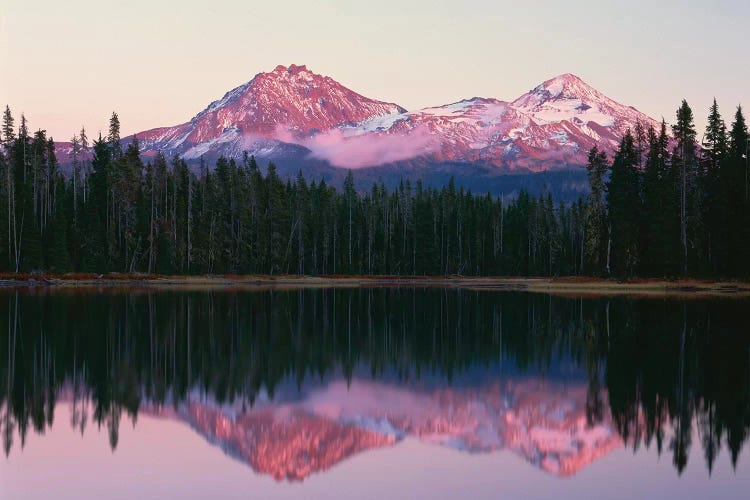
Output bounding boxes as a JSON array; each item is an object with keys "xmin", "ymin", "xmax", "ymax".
[
  {"xmin": 142, "ymin": 378, "xmax": 624, "ymax": 482},
  {"xmin": 134, "ymin": 64, "xmax": 405, "ymax": 163},
  {"xmin": 339, "ymin": 73, "xmax": 659, "ymax": 172},
  {"xmin": 56, "ymin": 65, "xmax": 659, "ymax": 196}
]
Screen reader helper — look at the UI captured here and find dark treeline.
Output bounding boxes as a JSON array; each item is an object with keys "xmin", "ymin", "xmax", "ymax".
[
  {"xmin": 0, "ymin": 99, "xmax": 748, "ymax": 277},
  {"xmin": 588, "ymin": 101, "xmax": 750, "ymax": 277},
  {"xmin": 1, "ymin": 288, "xmax": 749, "ymax": 475}
]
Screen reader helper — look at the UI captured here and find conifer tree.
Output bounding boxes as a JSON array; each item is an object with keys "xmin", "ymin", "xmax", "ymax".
[
  {"xmin": 2, "ymin": 106, "xmax": 15, "ymax": 148},
  {"xmin": 48, "ymin": 182, "xmax": 71, "ymax": 273},
  {"xmin": 727, "ymin": 106, "xmax": 749, "ymax": 276},
  {"xmin": 1, "ymin": 106, "xmax": 13, "ymax": 269},
  {"xmin": 702, "ymin": 99, "xmax": 728, "ymax": 273},
  {"xmin": 108, "ymin": 112, "xmax": 121, "ymax": 158},
  {"xmin": 83, "ymin": 137, "xmax": 112, "ymax": 271},
  {"xmin": 584, "ymin": 146, "xmax": 608, "ymax": 274},
  {"xmin": 343, "ymin": 170, "xmax": 356, "ymax": 273},
  {"xmin": 641, "ymin": 122, "xmax": 673, "ymax": 275},
  {"xmin": 0, "ymin": 152, "xmax": 8, "ymax": 270},
  {"xmin": 18, "ymin": 193, "xmax": 42, "ymax": 272},
  {"xmin": 79, "ymin": 126, "xmax": 89, "ymax": 203},
  {"xmin": 672, "ymin": 100, "xmax": 698, "ymax": 275},
  {"xmin": 607, "ymin": 131, "xmax": 641, "ymax": 276}
]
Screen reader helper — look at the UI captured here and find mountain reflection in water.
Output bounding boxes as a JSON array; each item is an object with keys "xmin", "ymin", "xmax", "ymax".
[{"xmin": 1, "ymin": 288, "xmax": 749, "ymax": 482}]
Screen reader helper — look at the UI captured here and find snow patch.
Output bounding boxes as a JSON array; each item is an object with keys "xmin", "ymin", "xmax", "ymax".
[
  {"xmin": 349, "ymin": 113, "xmax": 409, "ymax": 134},
  {"xmin": 195, "ymin": 82, "xmax": 253, "ymax": 120},
  {"xmin": 182, "ymin": 126, "xmax": 241, "ymax": 159},
  {"xmin": 545, "ymin": 80, "xmax": 564, "ymax": 98}
]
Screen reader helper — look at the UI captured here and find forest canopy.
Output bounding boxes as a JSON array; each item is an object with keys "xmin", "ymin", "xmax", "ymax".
[{"xmin": 0, "ymin": 99, "xmax": 748, "ymax": 278}]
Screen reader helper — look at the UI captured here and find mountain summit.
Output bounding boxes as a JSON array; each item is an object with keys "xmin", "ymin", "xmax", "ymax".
[
  {"xmin": 335, "ymin": 72, "xmax": 659, "ymax": 172},
  {"xmin": 58, "ymin": 66, "xmax": 659, "ymax": 190},
  {"xmin": 135, "ymin": 64, "xmax": 405, "ymax": 161},
  {"xmin": 511, "ymin": 73, "xmax": 659, "ymax": 148}
]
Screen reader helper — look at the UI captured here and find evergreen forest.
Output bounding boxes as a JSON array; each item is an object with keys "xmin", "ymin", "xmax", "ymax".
[{"xmin": 0, "ymin": 99, "xmax": 748, "ymax": 278}]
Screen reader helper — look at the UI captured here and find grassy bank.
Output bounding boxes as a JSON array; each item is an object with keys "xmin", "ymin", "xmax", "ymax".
[{"xmin": 1, "ymin": 273, "xmax": 750, "ymax": 297}]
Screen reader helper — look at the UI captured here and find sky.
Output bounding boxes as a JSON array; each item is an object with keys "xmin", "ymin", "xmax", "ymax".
[{"xmin": 1, "ymin": 0, "xmax": 748, "ymax": 141}]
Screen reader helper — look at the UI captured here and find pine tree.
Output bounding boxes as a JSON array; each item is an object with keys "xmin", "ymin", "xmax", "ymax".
[
  {"xmin": 155, "ymin": 231, "xmax": 175, "ymax": 274},
  {"xmin": 0, "ymin": 151, "xmax": 8, "ymax": 270},
  {"xmin": 293, "ymin": 170, "xmax": 309, "ymax": 275},
  {"xmin": 18, "ymin": 195, "xmax": 43, "ymax": 272},
  {"xmin": 704, "ymin": 99, "xmax": 728, "ymax": 169},
  {"xmin": 2, "ymin": 106, "xmax": 15, "ymax": 148},
  {"xmin": 1, "ymin": 106, "xmax": 14, "ymax": 270},
  {"xmin": 672, "ymin": 100, "xmax": 699, "ymax": 275},
  {"xmin": 584, "ymin": 146, "xmax": 608, "ymax": 274},
  {"xmin": 702, "ymin": 99, "xmax": 728, "ymax": 274},
  {"xmin": 343, "ymin": 170, "xmax": 356, "ymax": 273},
  {"xmin": 108, "ymin": 112, "xmax": 121, "ymax": 158},
  {"xmin": 265, "ymin": 162, "xmax": 288, "ymax": 274},
  {"xmin": 79, "ymin": 126, "xmax": 89, "ymax": 204},
  {"xmin": 641, "ymin": 122, "xmax": 674, "ymax": 275},
  {"xmin": 48, "ymin": 183, "xmax": 72, "ymax": 273},
  {"xmin": 82, "ymin": 137, "xmax": 112, "ymax": 271},
  {"xmin": 727, "ymin": 106, "xmax": 749, "ymax": 276},
  {"xmin": 607, "ymin": 131, "xmax": 641, "ymax": 276}
]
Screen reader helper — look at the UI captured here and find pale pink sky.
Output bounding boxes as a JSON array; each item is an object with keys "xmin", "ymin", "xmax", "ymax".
[{"xmin": 1, "ymin": 0, "xmax": 748, "ymax": 141}]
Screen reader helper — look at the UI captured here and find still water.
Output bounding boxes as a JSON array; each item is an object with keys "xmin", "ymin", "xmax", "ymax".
[{"xmin": 1, "ymin": 287, "xmax": 749, "ymax": 499}]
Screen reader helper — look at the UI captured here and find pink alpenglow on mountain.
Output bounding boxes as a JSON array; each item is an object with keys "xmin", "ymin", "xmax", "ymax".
[
  {"xmin": 337, "ymin": 73, "xmax": 660, "ymax": 171},
  {"xmin": 170, "ymin": 379, "xmax": 625, "ymax": 481},
  {"xmin": 135, "ymin": 64, "xmax": 405, "ymax": 162},
  {"xmin": 56, "ymin": 66, "xmax": 658, "ymax": 175}
]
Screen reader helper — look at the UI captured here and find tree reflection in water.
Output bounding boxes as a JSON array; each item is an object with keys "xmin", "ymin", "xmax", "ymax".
[{"xmin": 1, "ymin": 288, "xmax": 748, "ymax": 477}]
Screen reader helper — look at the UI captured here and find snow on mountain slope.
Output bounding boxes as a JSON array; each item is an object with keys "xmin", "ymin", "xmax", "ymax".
[
  {"xmin": 336, "ymin": 97, "xmax": 525, "ymax": 168},
  {"xmin": 135, "ymin": 64, "xmax": 405, "ymax": 159},
  {"xmin": 55, "ymin": 66, "xmax": 660, "ymax": 176},
  {"xmin": 336, "ymin": 73, "xmax": 660, "ymax": 171},
  {"xmin": 511, "ymin": 73, "xmax": 660, "ymax": 148}
]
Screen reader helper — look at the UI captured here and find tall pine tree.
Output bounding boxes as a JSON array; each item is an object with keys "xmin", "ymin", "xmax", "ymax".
[{"xmin": 607, "ymin": 131, "xmax": 641, "ymax": 277}]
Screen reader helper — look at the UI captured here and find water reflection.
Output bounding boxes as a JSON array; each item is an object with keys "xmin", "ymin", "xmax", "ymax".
[{"xmin": 1, "ymin": 288, "xmax": 749, "ymax": 481}]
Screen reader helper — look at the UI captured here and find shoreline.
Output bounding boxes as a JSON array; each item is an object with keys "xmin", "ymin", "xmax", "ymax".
[{"xmin": 1, "ymin": 274, "xmax": 750, "ymax": 297}]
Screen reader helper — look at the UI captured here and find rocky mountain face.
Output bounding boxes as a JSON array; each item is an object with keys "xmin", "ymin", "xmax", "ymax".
[
  {"xmin": 341, "ymin": 73, "xmax": 659, "ymax": 172},
  {"xmin": 55, "ymin": 65, "xmax": 658, "ymax": 196},
  {"xmin": 134, "ymin": 64, "xmax": 405, "ymax": 163},
  {"xmin": 132, "ymin": 66, "xmax": 657, "ymax": 169}
]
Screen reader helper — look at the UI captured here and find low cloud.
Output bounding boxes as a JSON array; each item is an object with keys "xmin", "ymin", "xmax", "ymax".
[{"xmin": 275, "ymin": 126, "xmax": 439, "ymax": 169}]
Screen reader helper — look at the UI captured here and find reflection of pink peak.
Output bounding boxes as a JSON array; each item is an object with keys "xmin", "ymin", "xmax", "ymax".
[
  {"xmin": 309, "ymin": 380, "xmax": 622, "ymax": 477},
  {"xmin": 500, "ymin": 386, "xmax": 623, "ymax": 477},
  {"xmin": 177, "ymin": 379, "xmax": 623, "ymax": 481},
  {"xmin": 185, "ymin": 405, "xmax": 396, "ymax": 481}
]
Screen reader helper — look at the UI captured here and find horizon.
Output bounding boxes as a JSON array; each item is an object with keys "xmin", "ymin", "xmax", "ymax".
[{"xmin": 3, "ymin": 0, "xmax": 749, "ymax": 140}]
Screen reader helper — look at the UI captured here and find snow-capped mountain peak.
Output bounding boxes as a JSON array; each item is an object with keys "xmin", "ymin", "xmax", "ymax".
[
  {"xmin": 512, "ymin": 73, "xmax": 650, "ymax": 127},
  {"xmin": 56, "ymin": 66, "xmax": 660, "ymax": 179},
  {"xmin": 132, "ymin": 64, "xmax": 406, "ymax": 162},
  {"xmin": 528, "ymin": 73, "xmax": 596, "ymax": 100}
]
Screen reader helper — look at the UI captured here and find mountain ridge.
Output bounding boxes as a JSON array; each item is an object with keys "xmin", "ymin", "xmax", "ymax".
[{"xmin": 54, "ymin": 65, "xmax": 659, "ymax": 195}]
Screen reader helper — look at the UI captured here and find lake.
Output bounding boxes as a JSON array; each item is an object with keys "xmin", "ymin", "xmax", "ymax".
[{"xmin": 1, "ymin": 287, "xmax": 749, "ymax": 499}]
